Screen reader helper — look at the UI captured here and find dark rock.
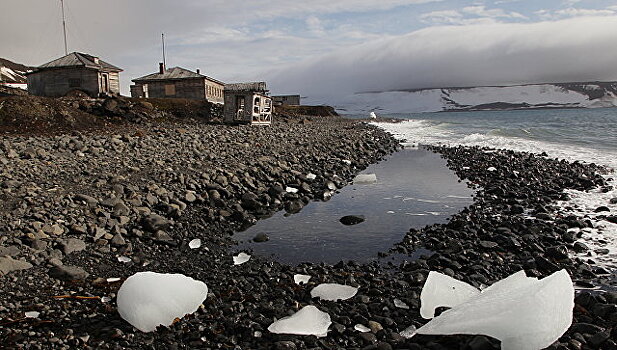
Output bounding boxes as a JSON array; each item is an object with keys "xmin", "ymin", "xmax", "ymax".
[
  {"xmin": 594, "ymin": 206, "xmax": 610, "ymax": 213},
  {"xmin": 546, "ymin": 245, "xmax": 569, "ymax": 260},
  {"xmin": 49, "ymin": 265, "xmax": 89, "ymax": 280},
  {"xmin": 57, "ymin": 238, "xmax": 86, "ymax": 255},
  {"xmin": 142, "ymin": 214, "xmax": 170, "ymax": 232},
  {"xmin": 340, "ymin": 215, "xmax": 366, "ymax": 225},
  {"xmin": 284, "ymin": 200, "xmax": 304, "ymax": 214},
  {"xmin": 479, "ymin": 241, "xmax": 498, "ymax": 249},
  {"xmin": 274, "ymin": 341, "xmax": 296, "ymax": 350},
  {"xmin": 467, "ymin": 335, "xmax": 498, "ymax": 350},
  {"xmin": 573, "ymin": 242, "xmax": 589, "ymax": 252},
  {"xmin": 0, "ymin": 256, "xmax": 33, "ymax": 276},
  {"xmin": 253, "ymin": 233, "xmax": 269, "ymax": 243}
]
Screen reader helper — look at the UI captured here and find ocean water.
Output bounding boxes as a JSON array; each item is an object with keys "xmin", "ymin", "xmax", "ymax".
[{"xmin": 372, "ymin": 108, "xmax": 617, "ymax": 273}]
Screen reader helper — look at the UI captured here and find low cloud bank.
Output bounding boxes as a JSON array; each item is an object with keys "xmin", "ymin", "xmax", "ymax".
[{"xmin": 269, "ymin": 16, "xmax": 617, "ymax": 96}]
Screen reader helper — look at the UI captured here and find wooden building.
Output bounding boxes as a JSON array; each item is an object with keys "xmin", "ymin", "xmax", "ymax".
[
  {"xmin": 131, "ymin": 64, "xmax": 224, "ymax": 104},
  {"xmin": 26, "ymin": 52, "xmax": 122, "ymax": 97},
  {"xmin": 272, "ymin": 95, "xmax": 301, "ymax": 106},
  {"xmin": 224, "ymin": 82, "xmax": 272, "ymax": 125}
]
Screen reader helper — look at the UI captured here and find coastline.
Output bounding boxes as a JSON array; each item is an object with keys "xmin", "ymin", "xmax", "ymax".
[{"xmin": 1, "ymin": 113, "xmax": 616, "ymax": 349}]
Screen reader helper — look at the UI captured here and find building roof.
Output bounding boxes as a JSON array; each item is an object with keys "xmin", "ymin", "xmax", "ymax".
[
  {"xmin": 132, "ymin": 66, "xmax": 224, "ymax": 85},
  {"xmin": 225, "ymin": 82, "xmax": 268, "ymax": 92},
  {"xmin": 30, "ymin": 52, "xmax": 122, "ymax": 73}
]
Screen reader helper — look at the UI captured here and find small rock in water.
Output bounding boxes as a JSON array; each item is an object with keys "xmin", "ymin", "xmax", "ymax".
[
  {"xmin": 267, "ymin": 305, "xmax": 331, "ymax": 337},
  {"xmin": 188, "ymin": 239, "xmax": 202, "ymax": 249},
  {"xmin": 253, "ymin": 233, "xmax": 269, "ymax": 243},
  {"xmin": 294, "ymin": 274, "xmax": 311, "ymax": 285},
  {"xmin": 609, "ymin": 198, "xmax": 617, "ymax": 204},
  {"xmin": 355, "ymin": 324, "xmax": 371, "ymax": 333},
  {"xmin": 339, "ymin": 215, "xmax": 365, "ymax": 226},
  {"xmin": 117, "ymin": 272, "xmax": 208, "ymax": 332},
  {"xmin": 311, "ymin": 283, "xmax": 358, "ymax": 301},
  {"xmin": 233, "ymin": 252, "xmax": 251, "ymax": 265},
  {"xmin": 595, "ymin": 206, "xmax": 610, "ymax": 213}
]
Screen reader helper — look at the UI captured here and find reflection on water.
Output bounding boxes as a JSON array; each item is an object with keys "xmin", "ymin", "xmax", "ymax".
[{"xmin": 233, "ymin": 148, "xmax": 474, "ymax": 264}]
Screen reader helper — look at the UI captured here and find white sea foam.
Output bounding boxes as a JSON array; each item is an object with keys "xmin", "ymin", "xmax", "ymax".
[{"xmin": 375, "ymin": 119, "xmax": 617, "ymax": 272}]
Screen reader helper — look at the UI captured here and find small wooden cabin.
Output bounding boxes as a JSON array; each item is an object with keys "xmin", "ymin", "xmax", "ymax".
[
  {"xmin": 224, "ymin": 82, "xmax": 272, "ymax": 125},
  {"xmin": 26, "ymin": 52, "xmax": 122, "ymax": 97},
  {"xmin": 131, "ymin": 64, "xmax": 224, "ymax": 104},
  {"xmin": 272, "ymin": 95, "xmax": 301, "ymax": 106}
]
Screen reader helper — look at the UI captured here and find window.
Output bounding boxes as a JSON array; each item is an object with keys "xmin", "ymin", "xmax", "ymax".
[
  {"xmin": 253, "ymin": 97, "xmax": 261, "ymax": 114},
  {"xmin": 69, "ymin": 78, "xmax": 81, "ymax": 88},
  {"xmin": 165, "ymin": 84, "xmax": 176, "ymax": 96}
]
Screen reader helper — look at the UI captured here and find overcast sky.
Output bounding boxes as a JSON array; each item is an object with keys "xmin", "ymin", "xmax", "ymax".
[{"xmin": 3, "ymin": 0, "xmax": 617, "ymax": 96}]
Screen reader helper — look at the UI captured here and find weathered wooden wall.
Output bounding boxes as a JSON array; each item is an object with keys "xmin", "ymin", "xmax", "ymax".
[
  {"xmin": 138, "ymin": 78, "xmax": 205, "ymax": 99},
  {"xmin": 27, "ymin": 68, "xmax": 100, "ymax": 97},
  {"xmin": 205, "ymin": 80, "xmax": 224, "ymax": 104},
  {"xmin": 273, "ymin": 95, "xmax": 301, "ymax": 106}
]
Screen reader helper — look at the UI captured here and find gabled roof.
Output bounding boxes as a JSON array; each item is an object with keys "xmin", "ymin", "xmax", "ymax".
[
  {"xmin": 225, "ymin": 82, "xmax": 268, "ymax": 92},
  {"xmin": 30, "ymin": 52, "xmax": 122, "ymax": 73},
  {"xmin": 132, "ymin": 66, "xmax": 224, "ymax": 85}
]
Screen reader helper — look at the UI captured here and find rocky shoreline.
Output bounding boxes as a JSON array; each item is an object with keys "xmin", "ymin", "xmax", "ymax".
[{"xmin": 1, "ymin": 115, "xmax": 616, "ymax": 349}]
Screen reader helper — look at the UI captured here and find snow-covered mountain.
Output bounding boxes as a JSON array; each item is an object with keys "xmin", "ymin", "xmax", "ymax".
[
  {"xmin": 0, "ymin": 58, "xmax": 29, "ymax": 90},
  {"xmin": 305, "ymin": 82, "xmax": 617, "ymax": 115}
]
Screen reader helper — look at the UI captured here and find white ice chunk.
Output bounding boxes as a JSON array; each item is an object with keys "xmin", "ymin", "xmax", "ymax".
[
  {"xmin": 267, "ymin": 305, "xmax": 331, "ymax": 337},
  {"xmin": 107, "ymin": 277, "xmax": 121, "ymax": 283},
  {"xmin": 294, "ymin": 274, "xmax": 311, "ymax": 285},
  {"xmin": 118, "ymin": 256, "xmax": 132, "ymax": 263},
  {"xmin": 420, "ymin": 271, "xmax": 481, "ymax": 319},
  {"xmin": 394, "ymin": 298, "xmax": 409, "ymax": 309},
  {"xmin": 487, "ymin": 166, "xmax": 497, "ymax": 172},
  {"xmin": 24, "ymin": 311, "xmax": 40, "ymax": 318},
  {"xmin": 400, "ymin": 325, "xmax": 417, "ymax": 339},
  {"xmin": 117, "ymin": 272, "xmax": 208, "ymax": 332},
  {"xmin": 342, "ymin": 159, "xmax": 352, "ymax": 165},
  {"xmin": 306, "ymin": 173, "xmax": 317, "ymax": 180},
  {"xmin": 355, "ymin": 324, "xmax": 371, "ymax": 332},
  {"xmin": 416, "ymin": 270, "xmax": 574, "ymax": 350},
  {"xmin": 101, "ymin": 296, "xmax": 112, "ymax": 303},
  {"xmin": 354, "ymin": 173, "xmax": 377, "ymax": 184},
  {"xmin": 233, "ymin": 252, "xmax": 251, "ymax": 265},
  {"xmin": 369, "ymin": 111, "xmax": 377, "ymax": 119},
  {"xmin": 285, "ymin": 186, "xmax": 299, "ymax": 193},
  {"xmin": 310, "ymin": 283, "xmax": 358, "ymax": 301},
  {"xmin": 189, "ymin": 239, "xmax": 202, "ymax": 249}
]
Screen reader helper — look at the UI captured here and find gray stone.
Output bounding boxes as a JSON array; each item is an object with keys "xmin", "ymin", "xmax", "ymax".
[
  {"xmin": 113, "ymin": 202, "xmax": 130, "ymax": 216},
  {"xmin": 153, "ymin": 230, "xmax": 172, "ymax": 241},
  {"xmin": 0, "ymin": 256, "xmax": 33, "ymax": 276},
  {"xmin": 75, "ymin": 194, "xmax": 98, "ymax": 206},
  {"xmin": 253, "ymin": 233, "xmax": 269, "ymax": 243},
  {"xmin": 58, "ymin": 238, "xmax": 86, "ymax": 255},
  {"xmin": 49, "ymin": 265, "xmax": 89, "ymax": 280},
  {"xmin": 0, "ymin": 245, "xmax": 20, "ymax": 257},
  {"xmin": 110, "ymin": 233, "xmax": 126, "ymax": 246},
  {"xmin": 184, "ymin": 191, "xmax": 197, "ymax": 203},
  {"xmin": 142, "ymin": 214, "xmax": 170, "ymax": 232}
]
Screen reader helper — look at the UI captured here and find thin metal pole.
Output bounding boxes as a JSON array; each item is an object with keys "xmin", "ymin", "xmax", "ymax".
[
  {"xmin": 61, "ymin": 0, "xmax": 68, "ymax": 55},
  {"xmin": 161, "ymin": 33, "xmax": 166, "ymax": 69}
]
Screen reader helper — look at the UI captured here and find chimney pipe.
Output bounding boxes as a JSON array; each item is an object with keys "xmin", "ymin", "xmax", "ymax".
[
  {"xmin": 196, "ymin": 68, "xmax": 200, "ymax": 74},
  {"xmin": 159, "ymin": 62, "xmax": 165, "ymax": 74}
]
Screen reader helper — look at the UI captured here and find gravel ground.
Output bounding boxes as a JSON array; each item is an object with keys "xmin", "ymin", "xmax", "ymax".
[{"xmin": 0, "ymin": 116, "xmax": 615, "ymax": 350}]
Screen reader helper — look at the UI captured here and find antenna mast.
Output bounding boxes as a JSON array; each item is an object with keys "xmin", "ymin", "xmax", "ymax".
[
  {"xmin": 161, "ymin": 33, "xmax": 166, "ymax": 69},
  {"xmin": 60, "ymin": 0, "xmax": 68, "ymax": 55}
]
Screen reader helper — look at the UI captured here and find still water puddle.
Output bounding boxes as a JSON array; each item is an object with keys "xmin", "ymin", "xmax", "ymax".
[{"xmin": 233, "ymin": 148, "xmax": 474, "ymax": 265}]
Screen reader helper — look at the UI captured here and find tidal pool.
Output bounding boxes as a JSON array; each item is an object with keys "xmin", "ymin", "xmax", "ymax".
[{"xmin": 233, "ymin": 148, "xmax": 474, "ymax": 264}]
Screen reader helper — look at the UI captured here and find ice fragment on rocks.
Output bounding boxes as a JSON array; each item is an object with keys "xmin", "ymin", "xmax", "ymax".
[
  {"xmin": 306, "ymin": 173, "xmax": 317, "ymax": 180},
  {"xmin": 354, "ymin": 173, "xmax": 377, "ymax": 184},
  {"xmin": 285, "ymin": 186, "xmax": 298, "ymax": 193},
  {"xmin": 394, "ymin": 298, "xmax": 409, "ymax": 309},
  {"xmin": 117, "ymin": 272, "xmax": 208, "ymax": 332},
  {"xmin": 107, "ymin": 277, "xmax": 121, "ymax": 283},
  {"xmin": 188, "ymin": 239, "xmax": 201, "ymax": 249},
  {"xmin": 233, "ymin": 252, "xmax": 251, "ymax": 265},
  {"xmin": 311, "ymin": 283, "xmax": 358, "ymax": 301},
  {"xmin": 267, "ymin": 305, "xmax": 331, "ymax": 337},
  {"xmin": 294, "ymin": 274, "xmax": 311, "ymax": 285},
  {"xmin": 400, "ymin": 325, "xmax": 417, "ymax": 339},
  {"xmin": 24, "ymin": 311, "xmax": 40, "ymax": 318},
  {"xmin": 416, "ymin": 270, "xmax": 574, "ymax": 350},
  {"xmin": 117, "ymin": 256, "xmax": 131, "ymax": 263},
  {"xmin": 355, "ymin": 324, "xmax": 371, "ymax": 332},
  {"xmin": 420, "ymin": 271, "xmax": 481, "ymax": 319},
  {"xmin": 487, "ymin": 166, "xmax": 497, "ymax": 172}
]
